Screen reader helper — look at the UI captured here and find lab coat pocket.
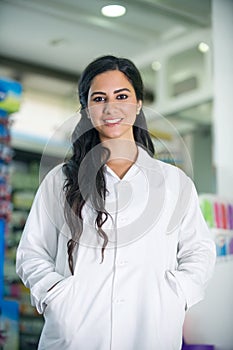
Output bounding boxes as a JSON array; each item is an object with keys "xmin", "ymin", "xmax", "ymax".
[
  {"xmin": 41, "ymin": 275, "xmax": 76, "ymax": 346},
  {"xmin": 164, "ymin": 270, "xmax": 186, "ymax": 311},
  {"xmin": 158, "ymin": 271, "xmax": 186, "ymax": 348},
  {"xmin": 43, "ymin": 275, "xmax": 74, "ymax": 312}
]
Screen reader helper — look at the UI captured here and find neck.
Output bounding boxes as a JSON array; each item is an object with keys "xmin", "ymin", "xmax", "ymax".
[
  {"xmin": 103, "ymin": 139, "xmax": 137, "ymax": 161},
  {"xmin": 101, "ymin": 138, "xmax": 138, "ymax": 179}
]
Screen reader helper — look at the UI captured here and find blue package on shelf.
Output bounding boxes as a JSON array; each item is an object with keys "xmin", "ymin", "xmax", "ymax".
[
  {"xmin": 0, "ymin": 78, "xmax": 22, "ymax": 114},
  {"xmin": 215, "ymin": 234, "xmax": 227, "ymax": 256},
  {"xmin": 0, "ymin": 109, "xmax": 8, "ymax": 118},
  {"xmin": 0, "ymin": 300, "xmax": 19, "ymax": 349},
  {"xmin": 0, "ymin": 124, "xmax": 10, "ymax": 143}
]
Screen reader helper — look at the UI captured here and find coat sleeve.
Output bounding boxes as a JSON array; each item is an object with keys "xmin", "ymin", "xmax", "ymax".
[
  {"xmin": 169, "ymin": 178, "xmax": 216, "ymax": 310},
  {"xmin": 16, "ymin": 164, "xmax": 67, "ymax": 314}
]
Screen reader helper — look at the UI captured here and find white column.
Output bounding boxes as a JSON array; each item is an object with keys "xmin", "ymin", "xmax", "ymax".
[{"xmin": 212, "ymin": 0, "xmax": 233, "ymax": 198}]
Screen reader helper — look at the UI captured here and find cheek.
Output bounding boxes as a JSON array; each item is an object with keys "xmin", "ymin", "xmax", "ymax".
[
  {"xmin": 123, "ymin": 104, "xmax": 137, "ymax": 121},
  {"xmin": 122, "ymin": 102, "xmax": 137, "ymax": 112},
  {"xmin": 88, "ymin": 105, "xmax": 103, "ymax": 124}
]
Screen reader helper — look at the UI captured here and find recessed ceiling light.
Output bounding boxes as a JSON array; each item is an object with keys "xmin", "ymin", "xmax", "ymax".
[
  {"xmin": 198, "ymin": 42, "xmax": 209, "ymax": 53},
  {"xmin": 101, "ymin": 5, "xmax": 126, "ymax": 18},
  {"xmin": 151, "ymin": 61, "xmax": 161, "ymax": 71}
]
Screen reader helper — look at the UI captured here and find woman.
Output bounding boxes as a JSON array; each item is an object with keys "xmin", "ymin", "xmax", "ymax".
[{"xmin": 16, "ymin": 55, "xmax": 216, "ymax": 350}]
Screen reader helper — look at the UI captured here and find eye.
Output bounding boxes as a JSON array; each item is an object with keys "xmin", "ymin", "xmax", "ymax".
[
  {"xmin": 93, "ymin": 96, "xmax": 105, "ymax": 102},
  {"xmin": 116, "ymin": 94, "xmax": 128, "ymax": 100}
]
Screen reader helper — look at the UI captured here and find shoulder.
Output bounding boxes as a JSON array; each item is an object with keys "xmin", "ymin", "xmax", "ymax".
[
  {"xmin": 155, "ymin": 158, "xmax": 190, "ymax": 185},
  {"xmin": 38, "ymin": 163, "xmax": 66, "ymax": 201},
  {"xmin": 157, "ymin": 159, "xmax": 196, "ymax": 203},
  {"xmin": 40, "ymin": 163, "xmax": 65, "ymax": 186},
  {"xmin": 137, "ymin": 146, "xmax": 192, "ymax": 191},
  {"xmin": 142, "ymin": 153, "xmax": 200, "ymax": 231}
]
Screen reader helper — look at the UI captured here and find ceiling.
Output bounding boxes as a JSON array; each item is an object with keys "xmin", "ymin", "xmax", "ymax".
[
  {"xmin": 0, "ymin": 0, "xmax": 213, "ymax": 153},
  {"xmin": 0, "ymin": 0, "xmax": 211, "ymax": 74}
]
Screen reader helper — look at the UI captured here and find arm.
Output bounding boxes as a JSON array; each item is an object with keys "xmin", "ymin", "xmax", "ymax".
[
  {"xmin": 16, "ymin": 165, "xmax": 66, "ymax": 314},
  {"xmin": 169, "ymin": 179, "xmax": 216, "ymax": 310}
]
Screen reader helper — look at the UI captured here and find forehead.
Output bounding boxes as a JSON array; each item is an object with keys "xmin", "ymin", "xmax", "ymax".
[{"xmin": 90, "ymin": 70, "xmax": 133, "ymax": 90}]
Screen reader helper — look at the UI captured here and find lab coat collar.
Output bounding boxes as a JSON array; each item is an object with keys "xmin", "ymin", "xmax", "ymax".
[{"xmin": 104, "ymin": 145, "xmax": 154, "ymax": 181}]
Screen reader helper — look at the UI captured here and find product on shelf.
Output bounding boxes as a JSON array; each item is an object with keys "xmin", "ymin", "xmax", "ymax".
[
  {"xmin": 199, "ymin": 194, "xmax": 233, "ymax": 259},
  {"xmin": 0, "ymin": 78, "xmax": 22, "ymax": 114},
  {"xmin": 0, "ymin": 299, "xmax": 19, "ymax": 350}
]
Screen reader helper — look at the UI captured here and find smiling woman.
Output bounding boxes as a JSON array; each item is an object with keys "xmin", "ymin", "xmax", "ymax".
[
  {"xmin": 87, "ymin": 70, "xmax": 142, "ymax": 142},
  {"xmin": 16, "ymin": 55, "xmax": 216, "ymax": 350}
]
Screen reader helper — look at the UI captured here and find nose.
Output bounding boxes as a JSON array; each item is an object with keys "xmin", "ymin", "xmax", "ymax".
[{"xmin": 103, "ymin": 101, "xmax": 118, "ymax": 115}]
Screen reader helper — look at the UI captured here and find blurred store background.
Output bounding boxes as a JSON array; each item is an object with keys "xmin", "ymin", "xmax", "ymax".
[{"xmin": 0, "ymin": 0, "xmax": 233, "ymax": 349}]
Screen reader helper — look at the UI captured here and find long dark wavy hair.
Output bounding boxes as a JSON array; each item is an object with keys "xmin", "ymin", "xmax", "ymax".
[{"xmin": 63, "ymin": 55, "xmax": 155, "ymax": 274}]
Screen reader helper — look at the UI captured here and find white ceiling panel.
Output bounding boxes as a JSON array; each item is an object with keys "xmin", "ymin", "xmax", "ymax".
[{"xmin": 0, "ymin": 0, "xmax": 211, "ymax": 74}]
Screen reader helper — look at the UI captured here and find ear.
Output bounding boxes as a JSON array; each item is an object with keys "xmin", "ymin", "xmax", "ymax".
[{"xmin": 136, "ymin": 100, "xmax": 142, "ymax": 115}]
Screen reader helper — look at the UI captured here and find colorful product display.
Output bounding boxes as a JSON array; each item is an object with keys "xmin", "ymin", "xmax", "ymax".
[
  {"xmin": 0, "ymin": 77, "xmax": 22, "ymax": 349},
  {"xmin": 199, "ymin": 194, "xmax": 233, "ymax": 258},
  {"xmin": 0, "ymin": 78, "xmax": 43, "ymax": 350}
]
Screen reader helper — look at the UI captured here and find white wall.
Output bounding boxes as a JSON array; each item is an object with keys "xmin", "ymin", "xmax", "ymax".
[
  {"xmin": 212, "ymin": 0, "xmax": 233, "ymax": 199},
  {"xmin": 184, "ymin": 260, "xmax": 233, "ymax": 350},
  {"xmin": 183, "ymin": 1, "xmax": 233, "ymax": 349}
]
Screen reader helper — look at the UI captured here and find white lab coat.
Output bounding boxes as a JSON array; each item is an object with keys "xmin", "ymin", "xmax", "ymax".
[{"xmin": 16, "ymin": 146, "xmax": 216, "ymax": 350}]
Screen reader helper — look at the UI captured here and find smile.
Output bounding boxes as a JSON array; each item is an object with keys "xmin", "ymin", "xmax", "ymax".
[{"xmin": 104, "ymin": 118, "xmax": 123, "ymax": 125}]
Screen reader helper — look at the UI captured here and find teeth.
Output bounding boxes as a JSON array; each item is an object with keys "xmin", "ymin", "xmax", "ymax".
[{"xmin": 105, "ymin": 118, "xmax": 122, "ymax": 124}]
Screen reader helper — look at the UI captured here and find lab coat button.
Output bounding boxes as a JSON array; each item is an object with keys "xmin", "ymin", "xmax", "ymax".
[
  {"xmin": 119, "ymin": 217, "xmax": 127, "ymax": 224},
  {"xmin": 116, "ymin": 299, "xmax": 125, "ymax": 304},
  {"xmin": 113, "ymin": 298, "xmax": 125, "ymax": 304}
]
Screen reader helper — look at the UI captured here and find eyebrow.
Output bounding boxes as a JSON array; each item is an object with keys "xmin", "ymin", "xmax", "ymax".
[{"xmin": 90, "ymin": 88, "xmax": 131, "ymax": 97}]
